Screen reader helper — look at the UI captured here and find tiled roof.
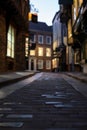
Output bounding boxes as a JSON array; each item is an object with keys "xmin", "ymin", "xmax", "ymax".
[{"xmin": 29, "ymin": 21, "xmax": 52, "ymax": 32}]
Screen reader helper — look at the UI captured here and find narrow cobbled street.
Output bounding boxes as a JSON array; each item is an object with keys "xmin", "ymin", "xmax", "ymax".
[{"xmin": 0, "ymin": 72, "xmax": 87, "ymax": 130}]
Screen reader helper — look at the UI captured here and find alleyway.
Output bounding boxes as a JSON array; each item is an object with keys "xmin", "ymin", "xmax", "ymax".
[{"xmin": 0, "ymin": 72, "xmax": 87, "ymax": 129}]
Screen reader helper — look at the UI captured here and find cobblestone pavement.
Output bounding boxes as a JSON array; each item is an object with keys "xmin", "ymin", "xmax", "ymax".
[{"xmin": 0, "ymin": 72, "xmax": 87, "ymax": 130}]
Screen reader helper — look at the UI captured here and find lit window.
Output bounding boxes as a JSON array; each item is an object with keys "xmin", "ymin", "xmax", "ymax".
[
  {"xmin": 30, "ymin": 50, "xmax": 35, "ymax": 56},
  {"xmin": 38, "ymin": 47, "xmax": 43, "ymax": 56},
  {"xmin": 25, "ymin": 37, "xmax": 29, "ymax": 57},
  {"xmin": 79, "ymin": 0, "xmax": 83, "ymax": 7},
  {"xmin": 38, "ymin": 60, "xmax": 43, "ymax": 69},
  {"xmin": 46, "ymin": 36, "xmax": 51, "ymax": 45},
  {"xmin": 7, "ymin": 25, "xmax": 15, "ymax": 58},
  {"xmin": 38, "ymin": 35, "xmax": 43, "ymax": 44},
  {"xmin": 46, "ymin": 60, "xmax": 51, "ymax": 69},
  {"xmin": 74, "ymin": 8, "xmax": 76, "ymax": 21},
  {"xmin": 46, "ymin": 48, "xmax": 51, "ymax": 57}
]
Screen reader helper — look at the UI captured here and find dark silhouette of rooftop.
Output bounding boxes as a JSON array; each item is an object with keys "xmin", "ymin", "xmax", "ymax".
[{"xmin": 29, "ymin": 21, "xmax": 52, "ymax": 32}]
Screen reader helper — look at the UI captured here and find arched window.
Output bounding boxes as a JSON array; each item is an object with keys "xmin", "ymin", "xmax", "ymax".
[{"xmin": 7, "ymin": 25, "xmax": 15, "ymax": 58}]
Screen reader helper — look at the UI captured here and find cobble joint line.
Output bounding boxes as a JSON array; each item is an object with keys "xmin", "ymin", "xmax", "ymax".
[{"xmin": 0, "ymin": 73, "xmax": 87, "ymax": 129}]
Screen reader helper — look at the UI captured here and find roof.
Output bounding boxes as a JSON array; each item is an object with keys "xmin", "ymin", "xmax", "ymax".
[
  {"xmin": 52, "ymin": 11, "xmax": 60, "ymax": 23},
  {"xmin": 29, "ymin": 21, "xmax": 52, "ymax": 33}
]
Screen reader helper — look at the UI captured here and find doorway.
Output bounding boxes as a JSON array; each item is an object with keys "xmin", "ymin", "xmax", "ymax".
[{"xmin": 31, "ymin": 59, "xmax": 34, "ymax": 70}]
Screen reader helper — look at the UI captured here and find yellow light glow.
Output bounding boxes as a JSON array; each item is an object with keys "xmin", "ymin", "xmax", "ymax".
[
  {"xmin": 28, "ymin": 13, "xmax": 38, "ymax": 21},
  {"xmin": 28, "ymin": 13, "xmax": 32, "ymax": 21}
]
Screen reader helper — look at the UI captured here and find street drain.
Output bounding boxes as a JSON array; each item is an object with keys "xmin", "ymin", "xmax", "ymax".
[{"xmin": 0, "ymin": 122, "xmax": 23, "ymax": 127}]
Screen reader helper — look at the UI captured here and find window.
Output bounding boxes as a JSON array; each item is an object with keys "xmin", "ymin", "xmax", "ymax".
[
  {"xmin": 25, "ymin": 37, "xmax": 29, "ymax": 57},
  {"xmin": 38, "ymin": 47, "xmax": 43, "ymax": 56},
  {"xmin": 7, "ymin": 25, "xmax": 15, "ymax": 58},
  {"xmin": 46, "ymin": 48, "xmax": 51, "ymax": 57},
  {"xmin": 46, "ymin": 60, "xmax": 51, "ymax": 69},
  {"xmin": 30, "ymin": 50, "xmax": 35, "ymax": 56},
  {"xmin": 38, "ymin": 60, "xmax": 43, "ymax": 69},
  {"xmin": 38, "ymin": 35, "xmax": 43, "ymax": 44},
  {"xmin": 46, "ymin": 36, "xmax": 51, "ymax": 45},
  {"xmin": 30, "ymin": 34, "xmax": 36, "ymax": 43},
  {"xmin": 74, "ymin": 51, "xmax": 80, "ymax": 64},
  {"xmin": 74, "ymin": 8, "xmax": 76, "ymax": 21},
  {"xmin": 79, "ymin": 0, "xmax": 83, "ymax": 7}
]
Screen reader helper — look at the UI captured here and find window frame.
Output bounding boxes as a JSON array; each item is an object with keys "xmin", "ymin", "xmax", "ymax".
[
  {"xmin": 38, "ymin": 47, "xmax": 43, "ymax": 56},
  {"xmin": 30, "ymin": 50, "xmax": 35, "ymax": 56},
  {"xmin": 38, "ymin": 60, "xmax": 43, "ymax": 69},
  {"xmin": 30, "ymin": 34, "xmax": 36, "ymax": 43},
  {"xmin": 38, "ymin": 35, "xmax": 44, "ymax": 44},
  {"xmin": 46, "ymin": 36, "xmax": 51, "ymax": 45},
  {"xmin": 46, "ymin": 48, "xmax": 51, "ymax": 57},
  {"xmin": 25, "ymin": 37, "xmax": 29, "ymax": 57},
  {"xmin": 46, "ymin": 60, "xmax": 51, "ymax": 69}
]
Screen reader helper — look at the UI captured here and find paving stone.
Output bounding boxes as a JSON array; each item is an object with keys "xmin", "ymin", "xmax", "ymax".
[
  {"xmin": 45, "ymin": 128, "xmax": 78, "ymax": 130},
  {"xmin": 0, "ymin": 73, "xmax": 87, "ymax": 129},
  {"xmin": 3, "ymin": 102, "xmax": 22, "ymax": 105},
  {"xmin": 0, "ymin": 108, "xmax": 12, "ymax": 111},
  {"xmin": 0, "ymin": 122, "xmax": 23, "ymax": 127},
  {"xmin": 0, "ymin": 114, "xmax": 4, "ymax": 117},
  {"xmin": 45, "ymin": 102, "xmax": 63, "ymax": 105},
  {"xmin": 6, "ymin": 114, "xmax": 33, "ymax": 118}
]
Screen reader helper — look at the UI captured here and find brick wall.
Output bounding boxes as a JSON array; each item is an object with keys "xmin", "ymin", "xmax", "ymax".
[
  {"xmin": 0, "ymin": 14, "xmax": 7, "ymax": 72},
  {"xmin": 0, "ymin": 13, "xmax": 26, "ymax": 73},
  {"xmin": 15, "ymin": 31, "xmax": 26, "ymax": 71}
]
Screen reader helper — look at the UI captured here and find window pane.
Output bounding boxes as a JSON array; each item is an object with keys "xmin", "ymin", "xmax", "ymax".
[
  {"xmin": 9, "ymin": 25, "xmax": 11, "ymax": 33},
  {"xmin": 30, "ymin": 50, "xmax": 35, "ymax": 56},
  {"xmin": 7, "ymin": 41, "xmax": 11, "ymax": 57},
  {"xmin": 12, "ymin": 35, "xmax": 14, "ymax": 43},
  {"xmin": 38, "ymin": 47, "xmax": 43, "ymax": 56},
  {"xmin": 46, "ymin": 60, "xmax": 51, "ymax": 69},
  {"xmin": 7, "ymin": 25, "xmax": 15, "ymax": 58},
  {"xmin": 8, "ymin": 33, "xmax": 11, "ymax": 41},
  {"xmin": 46, "ymin": 48, "xmax": 51, "ymax": 57},
  {"xmin": 12, "ymin": 50, "xmax": 14, "ymax": 58},
  {"xmin": 46, "ymin": 36, "xmax": 51, "ymax": 45},
  {"xmin": 38, "ymin": 35, "xmax": 43, "ymax": 44},
  {"xmin": 25, "ymin": 37, "xmax": 29, "ymax": 57},
  {"xmin": 38, "ymin": 60, "xmax": 43, "ymax": 69},
  {"xmin": 12, "ymin": 28, "xmax": 14, "ymax": 35},
  {"xmin": 30, "ymin": 34, "xmax": 36, "ymax": 43}
]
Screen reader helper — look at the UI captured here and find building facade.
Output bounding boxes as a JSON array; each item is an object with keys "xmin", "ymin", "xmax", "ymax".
[
  {"xmin": 29, "ymin": 21, "xmax": 53, "ymax": 72},
  {"xmin": 58, "ymin": 0, "xmax": 87, "ymax": 73},
  {"xmin": 72, "ymin": 0, "xmax": 87, "ymax": 73},
  {"xmin": 0, "ymin": 0, "xmax": 29, "ymax": 73},
  {"xmin": 52, "ymin": 11, "xmax": 67, "ymax": 72},
  {"xmin": 58, "ymin": 0, "xmax": 74, "ymax": 72},
  {"xmin": 52, "ymin": 11, "xmax": 61, "ymax": 72}
]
